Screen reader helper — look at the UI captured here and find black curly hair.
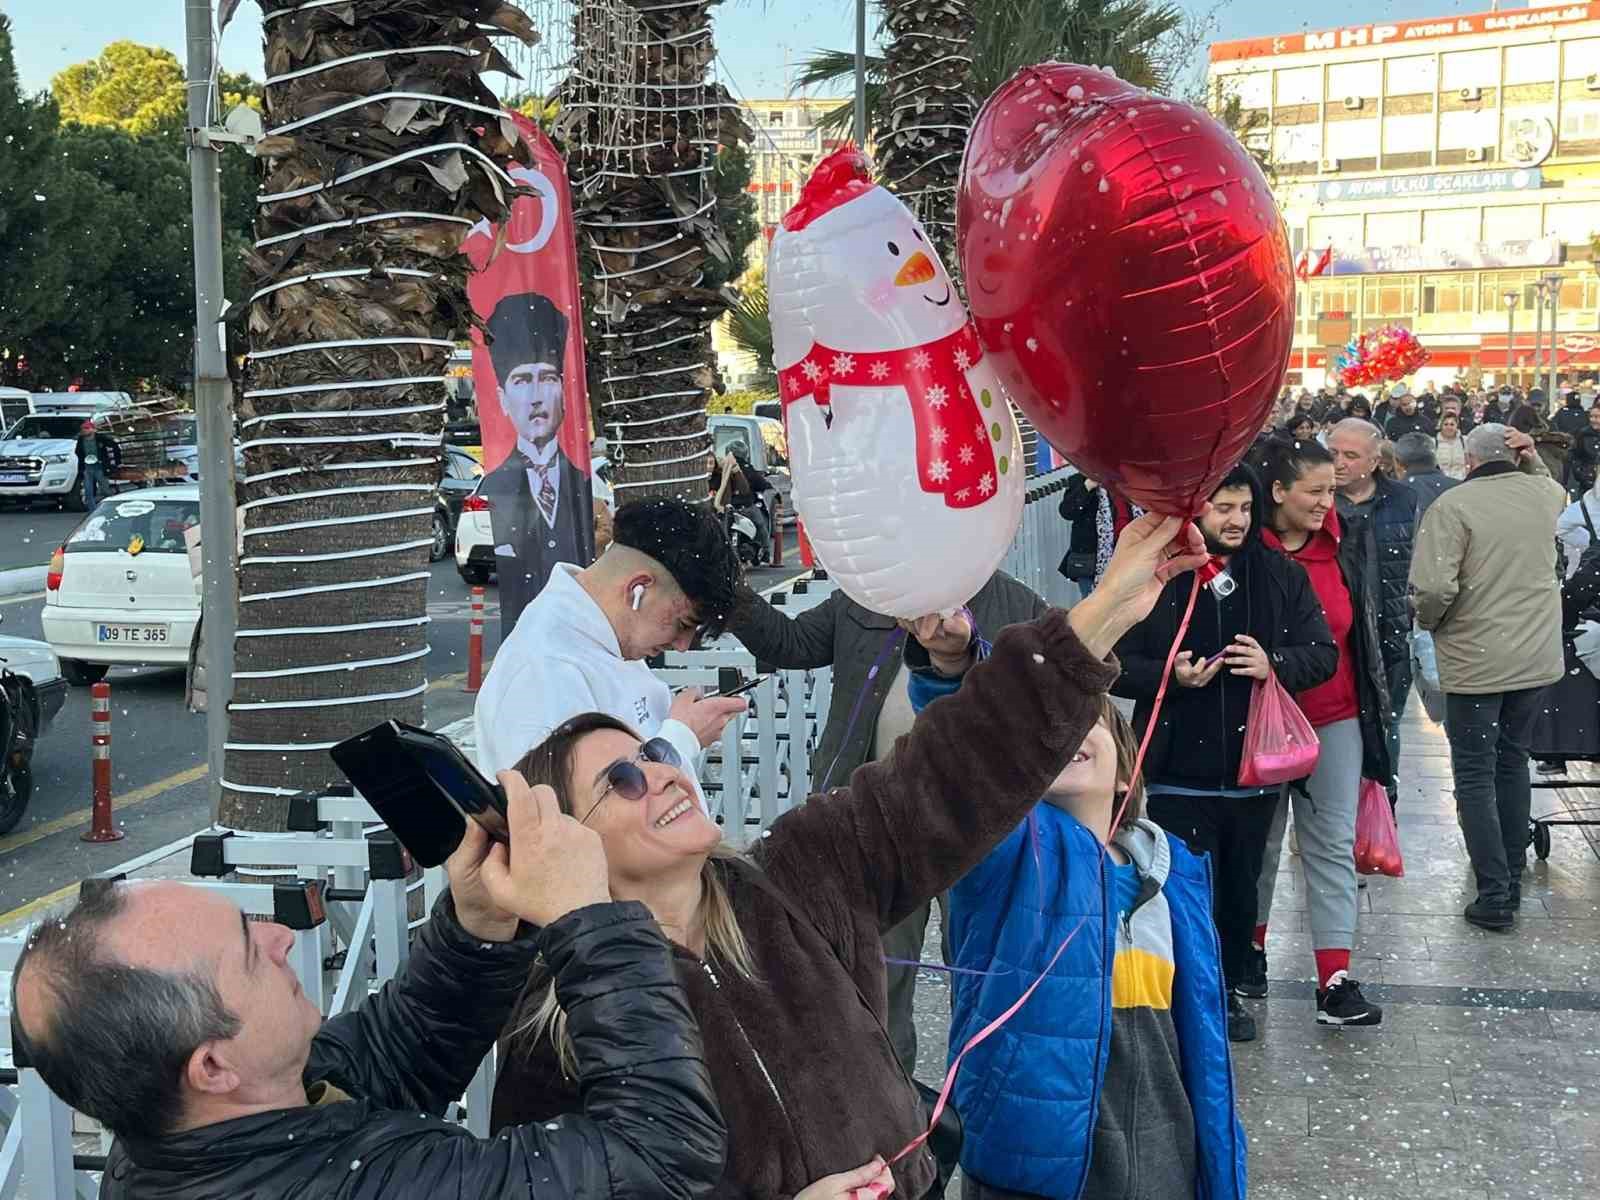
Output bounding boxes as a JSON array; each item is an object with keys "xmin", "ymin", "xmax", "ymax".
[{"xmin": 612, "ymin": 498, "xmax": 741, "ymax": 639}]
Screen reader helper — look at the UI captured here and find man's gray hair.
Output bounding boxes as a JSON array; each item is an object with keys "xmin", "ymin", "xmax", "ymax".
[
  {"xmin": 1331, "ymin": 417, "xmax": 1383, "ymax": 446},
  {"xmin": 1465, "ymin": 422, "xmax": 1515, "ymax": 466},
  {"xmin": 1392, "ymin": 432, "xmax": 1437, "ymax": 471}
]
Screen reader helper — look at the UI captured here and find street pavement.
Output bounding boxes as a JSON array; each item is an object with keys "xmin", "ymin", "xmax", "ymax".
[
  {"xmin": 0, "ymin": 504, "xmax": 81, "ymax": 573},
  {"xmin": 0, "ymin": 530, "xmax": 802, "ymax": 920}
]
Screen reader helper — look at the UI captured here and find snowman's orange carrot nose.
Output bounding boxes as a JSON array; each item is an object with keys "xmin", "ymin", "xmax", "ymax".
[{"xmin": 893, "ymin": 251, "xmax": 936, "ymax": 287}]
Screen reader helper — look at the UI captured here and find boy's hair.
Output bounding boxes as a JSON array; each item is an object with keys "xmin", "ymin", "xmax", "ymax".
[{"xmin": 1099, "ymin": 695, "xmax": 1146, "ymax": 829}]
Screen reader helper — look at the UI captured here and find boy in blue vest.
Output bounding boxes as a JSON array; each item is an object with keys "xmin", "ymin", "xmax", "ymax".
[{"xmin": 905, "ymin": 623, "xmax": 1245, "ymax": 1200}]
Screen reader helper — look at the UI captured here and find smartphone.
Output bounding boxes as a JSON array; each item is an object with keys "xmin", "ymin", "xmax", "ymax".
[
  {"xmin": 715, "ymin": 673, "xmax": 772, "ymax": 699},
  {"xmin": 1203, "ymin": 648, "xmax": 1229, "ymax": 668},
  {"xmin": 330, "ymin": 721, "xmax": 508, "ymax": 867}
]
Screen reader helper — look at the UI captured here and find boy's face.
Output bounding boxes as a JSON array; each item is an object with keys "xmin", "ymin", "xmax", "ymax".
[{"xmin": 1044, "ymin": 718, "xmax": 1122, "ymax": 842}]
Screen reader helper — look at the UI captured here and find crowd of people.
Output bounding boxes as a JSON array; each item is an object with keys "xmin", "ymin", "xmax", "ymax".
[{"xmin": 9, "ymin": 379, "xmax": 1596, "ymax": 1199}]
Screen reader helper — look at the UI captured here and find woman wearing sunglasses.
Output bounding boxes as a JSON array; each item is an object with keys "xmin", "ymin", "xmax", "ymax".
[{"xmin": 491, "ymin": 513, "xmax": 1209, "ymax": 1200}]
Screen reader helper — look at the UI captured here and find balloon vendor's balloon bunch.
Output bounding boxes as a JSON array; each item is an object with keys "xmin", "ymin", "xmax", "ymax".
[{"xmin": 1335, "ymin": 325, "xmax": 1431, "ymax": 388}]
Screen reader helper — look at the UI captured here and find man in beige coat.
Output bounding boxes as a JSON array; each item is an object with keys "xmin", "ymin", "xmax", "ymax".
[{"xmin": 1411, "ymin": 424, "xmax": 1568, "ymax": 931}]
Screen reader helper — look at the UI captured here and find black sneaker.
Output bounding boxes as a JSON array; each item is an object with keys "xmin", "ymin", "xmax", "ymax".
[
  {"xmin": 1227, "ymin": 994, "xmax": 1258, "ymax": 1043},
  {"xmin": 1233, "ymin": 949, "xmax": 1268, "ymax": 999},
  {"xmin": 1508, "ymin": 879, "xmax": 1522, "ymax": 909},
  {"xmin": 1464, "ymin": 899, "xmax": 1515, "ymax": 930},
  {"xmin": 1316, "ymin": 972, "xmax": 1383, "ymax": 1026}
]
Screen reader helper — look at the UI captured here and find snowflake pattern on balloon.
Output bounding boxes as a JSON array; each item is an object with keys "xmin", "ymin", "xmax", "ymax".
[
  {"xmin": 911, "ymin": 350, "xmax": 932, "ymax": 371},
  {"xmin": 930, "ymin": 424, "xmax": 948, "ymax": 446},
  {"xmin": 802, "ymin": 359, "xmax": 824, "ymax": 382},
  {"xmin": 831, "ymin": 353, "xmax": 856, "ymax": 376},
  {"xmin": 953, "ymin": 348, "xmax": 972, "ymax": 371},
  {"xmin": 958, "ymin": 444, "xmax": 975, "ymax": 465},
  {"xmin": 868, "ymin": 360, "xmax": 890, "ymax": 381},
  {"xmin": 927, "ymin": 385, "xmax": 949, "ymax": 408},
  {"xmin": 979, "ymin": 473, "xmax": 995, "ymax": 496}
]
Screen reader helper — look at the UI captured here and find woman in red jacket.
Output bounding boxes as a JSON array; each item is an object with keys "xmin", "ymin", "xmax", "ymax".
[{"xmin": 1248, "ymin": 436, "xmax": 1392, "ymax": 1028}]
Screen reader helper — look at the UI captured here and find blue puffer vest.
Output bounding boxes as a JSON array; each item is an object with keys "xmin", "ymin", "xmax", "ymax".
[{"xmin": 943, "ymin": 808, "xmax": 1247, "ymax": 1200}]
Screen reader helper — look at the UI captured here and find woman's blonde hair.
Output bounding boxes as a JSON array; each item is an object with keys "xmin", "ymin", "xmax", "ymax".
[
  {"xmin": 1098, "ymin": 695, "xmax": 1147, "ymax": 830},
  {"xmin": 507, "ymin": 713, "xmax": 758, "ymax": 1078}
]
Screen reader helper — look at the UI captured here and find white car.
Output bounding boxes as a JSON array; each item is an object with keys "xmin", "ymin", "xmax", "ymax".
[
  {"xmin": 0, "ymin": 411, "xmax": 89, "ymax": 508},
  {"xmin": 0, "ymin": 624, "xmax": 68, "ymax": 734},
  {"xmin": 41, "ymin": 485, "xmax": 201, "ymax": 685}
]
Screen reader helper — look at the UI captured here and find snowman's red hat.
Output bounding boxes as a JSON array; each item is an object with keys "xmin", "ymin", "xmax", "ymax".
[{"xmin": 782, "ymin": 144, "xmax": 876, "ymax": 232}]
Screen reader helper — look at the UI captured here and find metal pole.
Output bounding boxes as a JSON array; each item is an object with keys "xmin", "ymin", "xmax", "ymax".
[
  {"xmin": 1507, "ymin": 300, "xmax": 1516, "ymax": 386},
  {"xmin": 854, "ymin": 0, "xmax": 867, "ymax": 147},
  {"xmin": 1534, "ymin": 282, "xmax": 1546, "ymax": 395},
  {"xmin": 184, "ymin": 0, "xmax": 238, "ymax": 818},
  {"xmin": 1549, "ymin": 283, "xmax": 1562, "ymax": 404}
]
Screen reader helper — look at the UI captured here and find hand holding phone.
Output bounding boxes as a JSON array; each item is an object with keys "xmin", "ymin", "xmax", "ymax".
[{"xmin": 715, "ymin": 673, "xmax": 772, "ymax": 699}]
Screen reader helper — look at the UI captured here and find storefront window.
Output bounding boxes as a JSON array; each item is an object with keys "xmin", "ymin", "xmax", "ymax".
[
  {"xmin": 1420, "ymin": 275, "xmax": 1476, "ymax": 315},
  {"xmin": 1361, "ymin": 276, "xmax": 1418, "ymax": 320}
]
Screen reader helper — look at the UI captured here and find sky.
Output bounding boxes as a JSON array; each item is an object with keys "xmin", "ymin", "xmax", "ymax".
[{"xmin": 5, "ymin": 0, "xmax": 1527, "ymax": 104}]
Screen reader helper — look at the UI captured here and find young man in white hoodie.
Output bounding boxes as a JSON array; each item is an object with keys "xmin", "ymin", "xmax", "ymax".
[{"xmin": 474, "ymin": 499, "xmax": 748, "ymax": 787}]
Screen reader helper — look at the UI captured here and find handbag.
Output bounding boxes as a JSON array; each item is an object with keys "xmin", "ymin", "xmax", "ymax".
[
  {"xmin": 1062, "ymin": 549, "xmax": 1097, "ymax": 582},
  {"xmin": 740, "ymin": 865, "xmax": 962, "ymax": 1199},
  {"xmin": 1237, "ymin": 672, "xmax": 1321, "ymax": 787}
]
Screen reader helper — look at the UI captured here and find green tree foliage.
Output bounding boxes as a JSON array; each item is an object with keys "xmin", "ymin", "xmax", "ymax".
[
  {"xmin": 801, "ymin": 0, "xmax": 1190, "ymax": 136},
  {"xmin": 721, "ymin": 259, "xmax": 775, "ymax": 394},
  {"xmin": 706, "ymin": 143, "xmax": 758, "ymax": 291},
  {"xmin": 0, "ymin": 14, "xmax": 77, "ymax": 386},
  {"xmin": 0, "ymin": 32, "xmax": 262, "ymax": 389}
]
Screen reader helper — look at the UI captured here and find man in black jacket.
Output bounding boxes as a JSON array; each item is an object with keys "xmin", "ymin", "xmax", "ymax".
[
  {"xmin": 726, "ymin": 568, "xmax": 1046, "ymax": 1075},
  {"xmin": 1329, "ymin": 417, "xmax": 1419, "ymax": 803},
  {"xmin": 1112, "ymin": 464, "xmax": 1337, "ymax": 1044},
  {"xmin": 9, "ymin": 777, "xmax": 724, "ymax": 1200}
]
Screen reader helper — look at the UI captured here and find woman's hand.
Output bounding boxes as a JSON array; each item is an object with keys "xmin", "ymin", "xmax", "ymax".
[
  {"xmin": 1069, "ymin": 512, "xmax": 1209, "ymax": 658},
  {"xmin": 1224, "ymin": 634, "xmax": 1271, "ymax": 681},
  {"xmin": 796, "ymin": 1158, "xmax": 895, "ymax": 1200}
]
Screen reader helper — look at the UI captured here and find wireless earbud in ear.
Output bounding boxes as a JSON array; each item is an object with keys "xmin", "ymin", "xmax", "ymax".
[{"xmin": 630, "ymin": 584, "xmax": 645, "ymax": 611}]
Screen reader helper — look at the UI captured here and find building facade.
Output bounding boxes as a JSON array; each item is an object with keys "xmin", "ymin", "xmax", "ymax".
[
  {"xmin": 1210, "ymin": 2, "xmax": 1600, "ymax": 389},
  {"xmin": 742, "ymin": 97, "xmax": 853, "ymax": 244}
]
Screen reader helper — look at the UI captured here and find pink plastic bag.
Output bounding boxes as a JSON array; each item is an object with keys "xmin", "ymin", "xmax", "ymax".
[
  {"xmin": 1236, "ymin": 673, "xmax": 1320, "ymax": 787},
  {"xmin": 1354, "ymin": 778, "xmax": 1405, "ymax": 877}
]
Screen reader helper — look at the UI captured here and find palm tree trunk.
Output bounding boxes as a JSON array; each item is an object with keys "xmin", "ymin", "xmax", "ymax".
[
  {"xmin": 875, "ymin": 0, "xmax": 976, "ymax": 279},
  {"xmin": 557, "ymin": 0, "xmax": 749, "ymax": 502},
  {"xmin": 223, "ymin": 0, "xmax": 536, "ymax": 829}
]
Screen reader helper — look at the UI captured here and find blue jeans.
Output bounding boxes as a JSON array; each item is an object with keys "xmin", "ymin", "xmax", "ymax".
[{"xmin": 1444, "ymin": 688, "xmax": 1544, "ymax": 906}]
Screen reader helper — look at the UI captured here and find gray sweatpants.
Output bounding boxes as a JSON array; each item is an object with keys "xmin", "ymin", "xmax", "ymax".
[{"xmin": 1255, "ymin": 718, "xmax": 1362, "ymax": 954}]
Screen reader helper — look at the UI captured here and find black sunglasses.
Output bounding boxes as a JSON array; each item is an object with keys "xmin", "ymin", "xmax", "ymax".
[{"xmin": 580, "ymin": 737, "xmax": 684, "ymax": 825}]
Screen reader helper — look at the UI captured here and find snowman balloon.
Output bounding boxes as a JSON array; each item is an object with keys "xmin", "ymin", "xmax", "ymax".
[{"xmin": 770, "ymin": 148, "xmax": 1024, "ymax": 619}]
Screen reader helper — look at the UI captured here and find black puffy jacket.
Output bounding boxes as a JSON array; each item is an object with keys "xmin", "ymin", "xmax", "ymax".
[
  {"xmin": 100, "ymin": 899, "xmax": 724, "ymax": 1200},
  {"xmin": 1340, "ymin": 476, "xmax": 1418, "ymax": 669}
]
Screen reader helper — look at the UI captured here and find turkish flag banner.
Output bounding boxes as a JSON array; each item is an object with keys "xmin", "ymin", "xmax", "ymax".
[{"xmin": 461, "ymin": 112, "xmax": 596, "ymax": 631}]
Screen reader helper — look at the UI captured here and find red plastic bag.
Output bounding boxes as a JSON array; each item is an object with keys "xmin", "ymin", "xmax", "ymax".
[
  {"xmin": 1237, "ymin": 673, "xmax": 1320, "ymax": 787},
  {"xmin": 1354, "ymin": 777, "xmax": 1405, "ymax": 878}
]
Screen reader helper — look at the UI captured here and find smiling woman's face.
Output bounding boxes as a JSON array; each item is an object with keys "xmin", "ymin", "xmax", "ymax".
[{"xmin": 564, "ymin": 729, "xmax": 719, "ymax": 887}]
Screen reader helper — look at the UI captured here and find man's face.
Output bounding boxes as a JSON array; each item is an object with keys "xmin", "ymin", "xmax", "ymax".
[
  {"xmin": 1327, "ymin": 427, "xmax": 1379, "ymax": 492},
  {"xmin": 1589, "ymin": 407, "xmax": 1600, "ymax": 432},
  {"xmin": 1199, "ymin": 484, "xmax": 1252, "ymax": 555},
  {"xmin": 618, "ymin": 578, "xmax": 704, "ymax": 660},
  {"xmin": 502, "ymin": 361, "xmax": 564, "ymax": 445},
  {"xmin": 1398, "ymin": 394, "xmax": 1416, "ymax": 414},
  {"xmin": 105, "ymin": 884, "xmax": 321, "ymax": 1110}
]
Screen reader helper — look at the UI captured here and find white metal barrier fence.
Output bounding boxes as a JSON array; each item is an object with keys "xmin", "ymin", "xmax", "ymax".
[{"xmin": 0, "ymin": 466, "xmax": 1078, "ymax": 1200}]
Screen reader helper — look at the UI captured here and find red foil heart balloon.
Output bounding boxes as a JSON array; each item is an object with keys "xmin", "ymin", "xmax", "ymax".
[{"xmin": 958, "ymin": 64, "xmax": 1294, "ymax": 516}]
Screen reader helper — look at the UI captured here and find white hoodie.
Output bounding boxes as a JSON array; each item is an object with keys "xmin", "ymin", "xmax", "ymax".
[
  {"xmin": 1557, "ymin": 488, "xmax": 1600, "ymax": 579},
  {"xmin": 473, "ymin": 564, "xmax": 704, "ymax": 800}
]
